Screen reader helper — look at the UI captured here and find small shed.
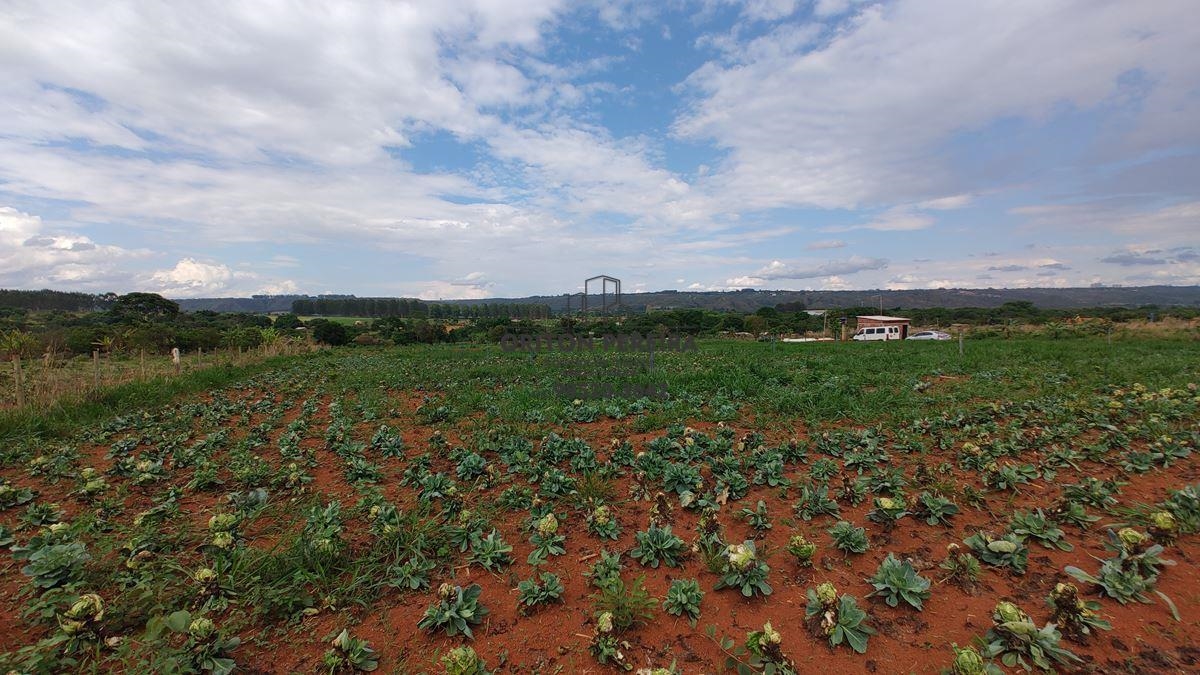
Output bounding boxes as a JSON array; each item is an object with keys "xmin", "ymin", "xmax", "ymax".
[{"xmin": 856, "ymin": 315, "xmax": 911, "ymax": 339}]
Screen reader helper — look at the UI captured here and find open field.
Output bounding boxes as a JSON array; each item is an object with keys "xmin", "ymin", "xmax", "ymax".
[
  {"xmin": 1, "ymin": 337, "xmax": 1199, "ymax": 673},
  {"xmin": 0, "ymin": 343, "xmax": 313, "ymax": 415}
]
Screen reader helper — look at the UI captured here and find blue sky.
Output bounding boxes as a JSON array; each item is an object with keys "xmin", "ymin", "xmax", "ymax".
[{"xmin": 0, "ymin": 0, "xmax": 1197, "ymax": 299}]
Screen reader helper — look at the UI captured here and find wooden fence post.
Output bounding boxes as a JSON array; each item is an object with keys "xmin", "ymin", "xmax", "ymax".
[
  {"xmin": 140, "ymin": 349, "xmax": 146, "ymax": 380},
  {"xmin": 92, "ymin": 350, "xmax": 100, "ymax": 389},
  {"xmin": 172, "ymin": 347, "xmax": 181, "ymax": 375}
]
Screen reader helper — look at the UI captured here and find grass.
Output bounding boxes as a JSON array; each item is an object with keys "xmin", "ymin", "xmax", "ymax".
[
  {"xmin": 0, "ymin": 352, "xmax": 310, "ymax": 443},
  {"xmin": 304, "ymin": 336, "xmax": 1200, "ymax": 430}
]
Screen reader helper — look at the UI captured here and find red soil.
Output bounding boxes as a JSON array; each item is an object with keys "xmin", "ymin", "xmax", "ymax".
[{"xmin": 2, "ymin": 389, "xmax": 1199, "ymax": 674}]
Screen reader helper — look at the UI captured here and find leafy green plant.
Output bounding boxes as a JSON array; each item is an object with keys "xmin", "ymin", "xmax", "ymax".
[
  {"xmin": 631, "ymin": 524, "xmax": 687, "ymax": 568},
  {"xmin": 785, "ymin": 534, "xmax": 817, "ymax": 567},
  {"xmin": 1065, "ymin": 545, "xmax": 1179, "ymax": 621},
  {"xmin": 662, "ymin": 578, "xmax": 703, "ymax": 625},
  {"xmin": 866, "ymin": 553, "xmax": 931, "ymax": 610},
  {"xmin": 585, "ymin": 549, "xmax": 623, "ymax": 589},
  {"xmin": 455, "ymin": 452, "xmax": 487, "ymax": 481},
  {"xmin": 1103, "ymin": 528, "xmax": 1174, "ymax": 577},
  {"xmin": 948, "ymin": 644, "xmax": 1003, "ymax": 675},
  {"xmin": 707, "ymin": 622, "xmax": 799, "ymax": 675},
  {"xmin": 964, "ymin": 532, "xmax": 1028, "ymax": 574},
  {"xmin": 0, "ymin": 482, "xmax": 36, "ymax": 509},
  {"xmin": 47, "ymin": 592, "xmax": 106, "ymax": 657},
  {"xmin": 159, "ymin": 611, "xmax": 242, "ymax": 675},
  {"xmin": 526, "ymin": 513, "xmax": 566, "ymax": 566},
  {"xmin": 979, "ymin": 601, "xmax": 1080, "ymax": 671},
  {"xmin": 587, "ymin": 504, "xmax": 621, "ymax": 540},
  {"xmin": 1008, "ymin": 510, "xmax": 1071, "ymax": 551},
  {"xmin": 440, "ymin": 645, "xmax": 491, "ymax": 675},
  {"xmin": 804, "ymin": 583, "xmax": 875, "ymax": 654},
  {"xmin": 715, "ymin": 540, "xmax": 772, "ymax": 598},
  {"xmin": 589, "ymin": 575, "xmax": 655, "ymax": 631},
  {"xmin": 322, "ymin": 628, "xmax": 379, "ymax": 672},
  {"xmin": 193, "ymin": 566, "xmax": 237, "ymax": 611},
  {"xmin": 866, "ymin": 496, "xmax": 908, "ymax": 529},
  {"xmin": 940, "ymin": 544, "xmax": 981, "ymax": 591},
  {"xmin": 517, "ymin": 572, "xmax": 565, "ymax": 612},
  {"xmin": 23, "ymin": 502, "xmax": 64, "ymax": 527},
  {"xmin": 740, "ymin": 500, "xmax": 772, "ymax": 533},
  {"xmin": 828, "ymin": 521, "xmax": 869, "ymax": 554},
  {"xmin": 469, "ymin": 530, "xmax": 513, "ymax": 572},
  {"xmin": 1050, "ymin": 500, "xmax": 1099, "ymax": 530},
  {"xmin": 1163, "ymin": 483, "xmax": 1200, "ymax": 534},
  {"xmin": 794, "ymin": 484, "xmax": 839, "ymax": 521},
  {"xmin": 1060, "ymin": 477, "xmax": 1122, "ymax": 508},
  {"xmin": 418, "ymin": 584, "xmax": 489, "ymax": 640},
  {"xmin": 21, "ymin": 541, "xmax": 90, "ymax": 589},
  {"xmin": 386, "ymin": 555, "xmax": 436, "ymax": 591},
  {"xmin": 302, "ymin": 501, "xmax": 344, "ymax": 558},
  {"xmin": 983, "ymin": 462, "xmax": 1038, "ymax": 491},
  {"xmin": 809, "ymin": 457, "xmax": 840, "ymax": 482},
  {"xmin": 915, "ymin": 491, "xmax": 958, "ymax": 526},
  {"xmin": 446, "ymin": 510, "xmax": 487, "ymax": 553},
  {"xmin": 589, "ymin": 611, "xmax": 633, "ymax": 671}
]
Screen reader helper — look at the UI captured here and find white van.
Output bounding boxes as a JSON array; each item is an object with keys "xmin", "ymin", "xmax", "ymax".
[{"xmin": 852, "ymin": 325, "xmax": 902, "ymax": 341}]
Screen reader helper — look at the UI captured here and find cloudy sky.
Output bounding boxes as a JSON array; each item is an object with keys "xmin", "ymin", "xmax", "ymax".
[{"xmin": 1, "ymin": 1, "xmax": 1197, "ymax": 299}]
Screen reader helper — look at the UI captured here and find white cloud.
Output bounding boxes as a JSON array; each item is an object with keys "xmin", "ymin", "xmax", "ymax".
[
  {"xmin": 145, "ymin": 257, "xmax": 298, "ymax": 297},
  {"xmin": 677, "ymin": 1, "xmax": 1200, "ymax": 209},
  {"xmin": 0, "ymin": 206, "xmax": 144, "ymax": 288},
  {"xmin": 754, "ymin": 255, "xmax": 888, "ymax": 280},
  {"xmin": 824, "ymin": 207, "xmax": 934, "ymax": 232},
  {"xmin": 724, "ymin": 276, "xmax": 766, "ymax": 287},
  {"xmin": 806, "ymin": 239, "xmax": 847, "ymax": 250},
  {"xmin": 918, "ymin": 194, "xmax": 972, "ymax": 210},
  {"xmin": 741, "ymin": 0, "xmax": 803, "ymax": 22},
  {"xmin": 408, "ymin": 280, "xmax": 495, "ymax": 301}
]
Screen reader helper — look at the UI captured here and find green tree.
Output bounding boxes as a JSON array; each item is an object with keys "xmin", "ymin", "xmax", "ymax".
[
  {"xmin": 310, "ymin": 320, "xmax": 349, "ymax": 346},
  {"xmin": 273, "ymin": 313, "xmax": 303, "ymax": 330},
  {"xmin": 111, "ymin": 293, "xmax": 180, "ymax": 322}
]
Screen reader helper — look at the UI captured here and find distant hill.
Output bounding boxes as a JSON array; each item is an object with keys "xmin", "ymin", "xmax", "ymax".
[
  {"xmin": 168, "ymin": 286, "xmax": 1200, "ymax": 314},
  {"xmin": 435, "ymin": 285, "xmax": 1200, "ymax": 313}
]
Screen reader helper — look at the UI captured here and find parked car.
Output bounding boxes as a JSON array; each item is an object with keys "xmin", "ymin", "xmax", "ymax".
[
  {"xmin": 852, "ymin": 325, "xmax": 903, "ymax": 341},
  {"xmin": 907, "ymin": 330, "xmax": 952, "ymax": 340}
]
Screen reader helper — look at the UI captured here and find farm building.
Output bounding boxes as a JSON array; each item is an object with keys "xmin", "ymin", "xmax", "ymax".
[{"xmin": 855, "ymin": 315, "xmax": 912, "ymax": 339}]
